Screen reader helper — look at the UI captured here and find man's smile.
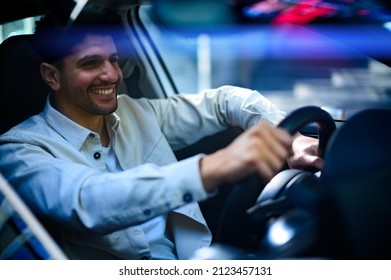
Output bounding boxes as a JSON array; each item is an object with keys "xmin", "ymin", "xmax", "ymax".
[{"xmin": 92, "ymin": 88, "xmax": 114, "ymax": 95}]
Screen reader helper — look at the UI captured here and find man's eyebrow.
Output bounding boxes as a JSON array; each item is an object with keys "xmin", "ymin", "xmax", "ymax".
[
  {"xmin": 78, "ymin": 52, "xmax": 119, "ymax": 62},
  {"xmin": 79, "ymin": 54, "xmax": 101, "ymax": 61}
]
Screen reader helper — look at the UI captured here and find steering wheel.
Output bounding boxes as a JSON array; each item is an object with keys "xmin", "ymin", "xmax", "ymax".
[{"xmin": 214, "ymin": 106, "xmax": 336, "ymax": 249}]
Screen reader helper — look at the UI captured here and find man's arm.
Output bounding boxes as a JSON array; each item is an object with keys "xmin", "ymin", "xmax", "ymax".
[{"xmin": 148, "ymin": 85, "xmax": 286, "ymax": 151}]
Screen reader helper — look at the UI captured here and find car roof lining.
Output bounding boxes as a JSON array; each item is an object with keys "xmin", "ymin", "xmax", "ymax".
[{"xmin": 0, "ymin": 0, "xmax": 147, "ymax": 24}]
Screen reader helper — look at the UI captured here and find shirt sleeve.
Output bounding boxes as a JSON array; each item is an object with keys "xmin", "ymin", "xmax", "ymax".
[
  {"xmin": 0, "ymin": 137, "xmax": 208, "ymax": 235},
  {"xmin": 147, "ymin": 85, "xmax": 286, "ymax": 150}
]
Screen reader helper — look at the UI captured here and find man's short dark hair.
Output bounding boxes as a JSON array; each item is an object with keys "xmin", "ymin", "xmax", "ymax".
[{"xmin": 33, "ymin": 3, "xmax": 126, "ymax": 63}]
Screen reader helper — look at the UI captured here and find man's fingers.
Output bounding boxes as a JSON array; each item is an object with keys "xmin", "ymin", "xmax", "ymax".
[{"xmin": 250, "ymin": 122, "xmax": 293, "ymax": 180}]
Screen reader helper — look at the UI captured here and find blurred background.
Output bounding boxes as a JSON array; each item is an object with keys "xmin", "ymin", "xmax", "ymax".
[{"xmin": 148, "ymin": 0, "xmax": 391, "ymax": 118}]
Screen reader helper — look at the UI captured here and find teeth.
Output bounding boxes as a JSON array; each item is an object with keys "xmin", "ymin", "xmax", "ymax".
[{"xmin": 92, "ymin": 88, "xmax": 114, "ymax": 95}]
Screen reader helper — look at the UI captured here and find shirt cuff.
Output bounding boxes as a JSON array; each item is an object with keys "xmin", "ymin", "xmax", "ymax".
[{"xmin": 161, "ymin": 154, "xmax": 210, "ymax": 203}]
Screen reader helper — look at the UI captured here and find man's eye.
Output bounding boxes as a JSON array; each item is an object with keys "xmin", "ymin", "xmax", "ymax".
[
  {"xmin": 82, "ymin": 60, "xmax": 99, "ymax": 68},
  {"xmin": 109, "ymin": 56, "xmax": 119, "ymax": 64}
]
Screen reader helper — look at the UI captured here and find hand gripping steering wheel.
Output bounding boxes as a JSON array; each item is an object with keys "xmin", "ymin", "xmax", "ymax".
[{"xmin": 214, "ymin": 106, "xmax": 336, "ymax": 249}]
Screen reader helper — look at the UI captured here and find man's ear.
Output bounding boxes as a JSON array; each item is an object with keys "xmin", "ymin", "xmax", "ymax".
[{"xmin": 40, "ymin": 63, "xmax": 60, "ymax": 91}]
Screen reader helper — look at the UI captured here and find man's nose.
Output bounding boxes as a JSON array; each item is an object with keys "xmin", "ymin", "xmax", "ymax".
[{"xmin": 100, "ymin": 61, "xmax": 119, "ymax": 81}]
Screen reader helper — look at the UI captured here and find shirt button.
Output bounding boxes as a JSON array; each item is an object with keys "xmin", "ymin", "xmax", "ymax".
[
  {"xmin": 89, "ymin": 133, "xmax": 95, "ymax": 138},
  {"xmin": 183, "ymin": 193, "xmax": 193, "ymax": 202},
  {"xmin": 93, "ymin": 152, "xmax": 101, "ymax": 160}
]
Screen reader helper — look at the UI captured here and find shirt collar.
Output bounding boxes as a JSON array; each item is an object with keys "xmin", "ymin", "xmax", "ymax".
[{"xmin": 42, "ymin": 94, "xmax": 120, "ymax": 150}]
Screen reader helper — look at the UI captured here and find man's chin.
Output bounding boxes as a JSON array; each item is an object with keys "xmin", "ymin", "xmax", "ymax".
[{"xmin": 93, "ymin": 103, "xmax": 118, "ymax": 115}]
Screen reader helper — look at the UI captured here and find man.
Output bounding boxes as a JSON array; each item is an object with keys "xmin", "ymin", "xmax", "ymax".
[{"xmin": 0, "ymin": 4, "xmax": 321, "ymax": 259}]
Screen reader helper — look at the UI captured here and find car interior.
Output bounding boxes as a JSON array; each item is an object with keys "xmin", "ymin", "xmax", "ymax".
[{"xmin": 1, "ymin": 0, "xmax": 391, "ymax": 260}]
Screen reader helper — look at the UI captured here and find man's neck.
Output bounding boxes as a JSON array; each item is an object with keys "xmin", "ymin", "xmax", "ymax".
[{"xmin": 50, "ymin": 94, "xmax": 110, "ymax": 147}]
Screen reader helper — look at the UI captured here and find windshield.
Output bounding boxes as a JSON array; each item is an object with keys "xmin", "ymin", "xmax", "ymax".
[{"xmin": 140, "ymin": 4, "xmax": 391, "ymax": 120}]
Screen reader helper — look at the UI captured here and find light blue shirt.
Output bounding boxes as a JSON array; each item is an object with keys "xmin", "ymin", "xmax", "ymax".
[{"xmin": 0, "ymin": 85, "xmax": 285, "ymax": 259}]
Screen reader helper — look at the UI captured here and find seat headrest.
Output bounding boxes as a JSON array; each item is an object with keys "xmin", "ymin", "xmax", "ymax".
[{"xmin": 0, "ymin": 34, "xmax": 51, "ymax": 134}]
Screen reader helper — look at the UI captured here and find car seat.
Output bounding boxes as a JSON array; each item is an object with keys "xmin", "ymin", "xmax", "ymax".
[
  {"xmin": 0, "ymin": 35, "xmax": 67, "ymax": 259},
  {"xmin": 316, "ymin": 108, "xmax": 391, "ymax": 259},
  {"xmin": 0, "ymin": 34, "xmax": 51, "ymax": 135}
]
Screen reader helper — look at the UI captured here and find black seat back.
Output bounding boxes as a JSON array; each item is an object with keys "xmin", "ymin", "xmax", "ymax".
[
  {"xmin": 0, "ymin": 34, "xmax": 50, "ymax": 134},
  {"xmin": 319, "ymin": 109, "xmax": 391, "ymax": 259}
]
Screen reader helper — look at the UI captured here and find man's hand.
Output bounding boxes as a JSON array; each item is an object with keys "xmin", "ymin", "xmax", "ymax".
[
  {"xmin": 200, "ymin": 121, "xmax": 293, "ymax": 193},
  {"xmin": 287, "ymin": 134, "xmax": 323, "ymax": 171}
]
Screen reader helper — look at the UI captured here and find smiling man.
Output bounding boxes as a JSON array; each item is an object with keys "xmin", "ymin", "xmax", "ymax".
[
  {"xmin": 40, "ymin": 33, "xmax": 122, "ymax": 147},
  {"xmin": 0, "ymin": 3, "xmax": 321, "ymax": 259}
]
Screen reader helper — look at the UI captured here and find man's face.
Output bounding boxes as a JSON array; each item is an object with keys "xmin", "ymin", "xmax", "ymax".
[{"xmin": 55, "ymin": 34, "xmax": 123, "ymax": 119}]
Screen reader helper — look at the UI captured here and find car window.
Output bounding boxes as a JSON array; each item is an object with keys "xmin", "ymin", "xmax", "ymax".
[
  {"xmin": 0, "ymin": 17, "xmax": 37, "ymax": 43},
  {"xmin": 139, "ymin": 5, "xmax": 391, "ymax": 120}
]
